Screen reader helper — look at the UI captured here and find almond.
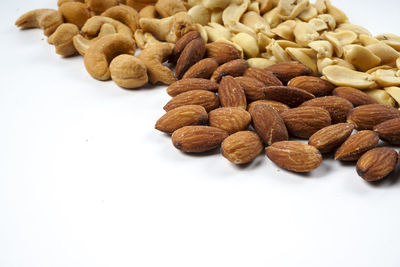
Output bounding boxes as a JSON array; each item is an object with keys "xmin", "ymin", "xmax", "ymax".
[
  {"xmin": 334, "ymin": 130, "xmax": 379, "ymax": 161},
  {"xmin": 265, "ymin": 141, "xmax": 322, "ymax": 173},
  {"xmin": 205, "ymin": 42, "xmax": 241, "ymax": 64},
  {"xmin": 155, "ymin": 105, "xmax": 208, "ymax": 134},
  {"xmin": 347, "ymin": 104, "xmax": 400, "ymax": 130},
  {"xmin": 166, "ymin": 78, "xmax": 219, "ymax": 97},
  {"xmin": 164, "ymin": 90, "xmax": 220, "ymax": 112},
  {"xmin": 249, "ymin": 104, "xmax": 288, "ymax": 145},
  {"xmin": 281, "ymin": 106, "xmax": 331, "ymax": 139},
  {"xmin": 247, "ymin": 100, "xmax": 290, "ymax": 115},
  {"xmin": 333, "ymin": 87, "xmax": 378, "ymax": 107},
  {"xmin": 287, "ymin": 76, "xmax": 335, "ymax": 97},
  {"xmin": 264, "ymin": 86, "xmax": 315, "ymax": 108},
  {"xmin": 373, "ymin": 118, "xmax": 400, "ymax": 145},
  {"xmin": 265, "ymin": 62, "xmax": 312, "ymax": 84},
  {"xmin": 243, "ymin": 68, "xmax": 283, "ymax": 87},
  {"xmin": 172, "ymin": 126, "xmax": 228, "ymax": 153},
  {"xmin": 222, "ymin": 131, "xmax": 264, "ymax": 164},
  {"xmin": 218, "ymin": 76, "xmax": 247, "ymax": 109},
  {"xmin": 234, "ymin": 76, "xmax": 266, "ymax": 102},
  {"xmin": 356, "ymin": 147, "xmax": 398, "ymax": 182},
  {"xmin": 170, "ymin": 31, "xmax": 201, "ymax": 64},
  {"xmin": 211, "ymin": 59, "xmax": 249, "ymax": 82},
  {"xmin": 308, "ymin": 123, "xmax": 354, "ymax": 154},
  {"xmin": 209, "ymin": 107, "xmax": 251, "ymax": 134},
  {"xmin": 300, "ymin": 96, "xmax": 354, "ymax": 124},
  {"xmin": 182, "ymin": 58, "xmax": 219, "ymax": 79},
  {"xmin": 176, "ymin": 37, "xmax": 206, "ymax": 79}
]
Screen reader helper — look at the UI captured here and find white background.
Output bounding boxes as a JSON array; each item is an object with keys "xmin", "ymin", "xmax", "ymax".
[{"xmin": 1, "ymin": 1, "xmax": 400, "ymax": 266}]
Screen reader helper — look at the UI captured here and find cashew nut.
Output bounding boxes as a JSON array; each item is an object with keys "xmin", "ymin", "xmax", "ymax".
[
  {"xmin": 373, "ymin": 69, "xmax": 400, "ymax": 87},
  {"xmin": 81, "ymin": 16, "xmax": 133, "ymax": 39},
  {"xmin": 48, "ymin": 23, "xmax": 79, "ymax": 57},
  {"xmin": 15, "ymin": 9, "xmax": 64, "ymax": 37},
  {"xmin": 188, "ymin": 5, "xmax": 210, "ymax": 26},
  {"xmin": 202, "ymin": 0, "xmax": 241, "ymax": 10},
  {"xmin": 58, "ymin": 0, "xmax": 84, "ymax": 7},
  {"xmin": 109, "ymin": 55, "xmax": 148, "ymax": 88},
  {"xmin": 248, "ymin": 2, "xmax": 261, "ymax": 15},
  {"xmin": 59, "ymin": 2, "xmax": 91, "ymax": 29},
  {"xmin": 322, "ymin": 65, "xmax": 377, "ymax": 89},
  {"xmin": 73, "ymin": 22, "xmax": 117, "ymax": 55},
  {"xmin": 232, "ymin": 32, "xmax": 259, "ymax": 59},
  {"xmin": 343, "ymin": 45, "xmax": 381, "ymax": 72},
  {"xmin": 134, "ymin": 29, "xmax": 161, "ymax": 49},
  {"xmin": 155, "ymin": 0, "xmax": 187, "ymax": 18},
  {"xmin": 101, "ymin": 5, "xmax": 140, "ymax": 33},
  {"xmin": 364, "ymin": 89, "xmax": 396, "ymax": 107},
  {"xmin": 85, "ymin": 0, "xmax": 119, "ymax": 14},
  {"xmin": 139, "ymin": 5, "xmax": 158, "ymax": 18}
]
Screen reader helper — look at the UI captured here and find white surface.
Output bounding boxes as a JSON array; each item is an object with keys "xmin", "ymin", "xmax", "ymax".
[{"xmin": 1, "ymin": 1, "xmax": 400, "ymax": 267}]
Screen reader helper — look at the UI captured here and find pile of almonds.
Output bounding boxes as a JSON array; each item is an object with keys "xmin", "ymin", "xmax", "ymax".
[{"xmin": 156, "ymin": 31, "xmax": 400, "ymax": 181}]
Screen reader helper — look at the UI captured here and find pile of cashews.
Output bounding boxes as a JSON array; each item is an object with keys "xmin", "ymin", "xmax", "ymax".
[{"xmin": 15, "ymin": 0, "xmax": 400, "ymax": 107}]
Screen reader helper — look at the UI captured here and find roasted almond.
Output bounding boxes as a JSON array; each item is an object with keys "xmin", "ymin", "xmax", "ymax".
[
  {"xmin": 205, "ymin": 42, "xmax": 241, "ymax": 64},
  {"xmin": 265, "ymin": 62, "xmax": 312, "ymax": 84},
  {"xmin": 218, "ymin": 76, "xmax": 247, "ymax": 109},
  {"xmin": 164, "ymin": 90, "xmax": 220, "ymax": 112},
  {"xmin": 333, "ymin": 87, "xmax": 378, "ymax": 107},
  {"xmin": 155, "ymin": 105, "xmax": 208, "ymax": 134},
  {"xmin": 222, "ymin": 131, "xmax": 264, "ymax": 164},
  {"xmin": 176, "ymin": 37, "xmax": 206, "ymax": 79},
  {"xmin": 172, "ymin": 126, "xmax": 228, "ymax": 153},
  {"xmin": 356, "ymin": 147, "xmax": 398, "ymax": 182},
  {"xmin": 334, "ymin": 130, "xmax": 379, "ymax": 161},
  {"xmin": 265, "ymin": 141, "xmax": 323, "ymax": 173},
  {"xmin": 250, "ymin": 104, "xmax": 288, "ymax": 145},
  {"xmin": 288, "ymin": 76, "xmax": 335, "ymax": 97},
  {"xmin": 247, "ymin": 100, "xmax": 290, "ymax": 115},
  {"xmin": 166, "ymin": 78, "xmax": 219, "ymax": 97},
  {"xmin": 300, "ymin": 96, "xmax": 354, "ymax": 124},
  {"xmin": 211, "ymin": 59, "xmax": 249, "ymax": 82},
  {"xmin": 234, "ymin": 76, "xmax": 266, "ymax": 102},
  {"xmin": 373, "ymin": 118, "xmax": 400, "ymax": 145},
  {"xmin": 347, "ymin": 104, "xmax": 400, "ymax": 130},
  {"xmin": 209, "ymin": 107, "xmax": 251, "ymax": 134},
  {"xmin": 243, "ymin": 68, "xmax": 283, "ymax": 87},
  {"xmin": 182, "ymin": 58, "xmax": 219, "ymax": 79},
  {"xmin": 170, "ymin": 31, "xmax": 201, "ymax": 64},
  {"xmin": 281, "ymin": 106, "xmax": 332, "ymax": 139},
  {"xmin": 264, "ymin": 86, "xmax": 315, "ymax": 108},
  {"xmin": 308, "ymin": 123, "xmax": 354, "ymax": 154}
]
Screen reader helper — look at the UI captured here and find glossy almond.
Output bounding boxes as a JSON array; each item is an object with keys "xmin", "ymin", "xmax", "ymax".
[
  {"xmin": 300, "ymin": 96, "xmax": 354, "ymax": 124},
  {"xmin": 308, "ymin": 123, "xmax": 354, "ymax": 154},
  {"xmin": 172, "ymin": 126, "xmax": 228, "ymax": 153},
  {"xmin": 209, "ymin": 107, "xmax": 251, "ymax": 134},
  {"xmin": 182, "ymin": 58, "xmax": 219, "ymax": 79},
  {"xmin": 243, "ymin": 68, "xmax": 283, "ymax": 87},
  {"xmin": 218, "ymin": 76, "xmax": 247, "ymax": 109},
  {"xmin": 235, "ymin": 76, "xmax": 266, "ymax": 102},
  {"xmin": 373, "ymin": 118, "xmax": 400, "ymax": 145},
  {"xmin": 347, "ymin": 104, "xmax": 400, "ymax": 130},
  {"xmin": 164, "ymin": 90, "xmax": 220, "ymax": 112},
  {"xmin": 288, "ymin": 76, "xmax": 335, "ymax": 97},
  {"xmin": 205, "ymin": 42, "xmax": 241, "ymax": 64},
  {"xmin": 249, "ymin": 104, "xmax": 288, "ymax": 145},
  {"xmin": 265, "ymin": 86, "xmax": 315, "ymax": 108},
  {"xmin": 356, "ymin": 147, "xmax": 398, "ymax": 182},
  {"xmin": 333, "ymin": 87, "xmax": 378, "ymax": 107},
  {"xmin": 265, "ymin": 62, "xmax": 312, "ymax": 84},
  {"xmin": 155, "ymin": 105, "xmax": 208, "ymax": 134},
  {"xmin": 265, "ymin": 141, "xmax": 322, "ymax": 173},
  {"xmin": 281, "ymin": 106, "xmax": 331, "ymax": 139},
  {"xmin": 334, "ymin": 130, "xmax": 379, "ymax": 161},
  {"xmin": 166, "ymin": 78, "xmax": 219, "ymax": 97},
  {"xmin": 222, "ymin": 131, "xmax": 264, "ymax": 164},
  {"xmin": 176, "ymin": 38, "xmax": 206, "ymax": 79},
  {"xmin": 247, "ymin": 100, "xmax": 290, "ymax": 115},
  {"xmin": 170, "ymin": 31, "xmax": 201, "ymax": 64},
  {"xmin": 211, "ymin": 59, "xmax": 249, "ymax": 82}
]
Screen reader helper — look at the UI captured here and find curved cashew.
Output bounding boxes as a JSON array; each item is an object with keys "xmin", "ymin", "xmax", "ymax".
[
  {"xmin": 298, "ymin": 5, "xmax": 318, "ymax": 21},
  {"xmin": 48, "ymin": 23, "xmax": 80, "ymax": 57},
  {"xmin": 58, "ymin": 0, "xmax": 84, "ymax": 6},
  {"xmin": 376, "ymin": 33, "xmax": 400, "ymax": 52},
  {"xmin": 109, "ymin": 55, "xmax": 148, "ymax": 88},
  {"xmin": 202, "ymin": 0, "xmax": 241, "ymax": 10},
  {"xmin": 139, "ymin": 5, "xmax": 158, "ymax": 19},
  {"xmin": 126, "ymin": 0, "xmax": 158, "ymax": 11},
  {"xmin": 134, "ymin": 29, "xmax": 162, "ymax": 49},
  {"xmin": 231, "ymin": 32, "xmax": 259, "ymax": 58},
  {"xmin": 15, "ymin": 9, "xmax": 64, "ymax": 37},
  {"xmin": 367, "ymin": 42, "xmax": 400, "ymax": 65},
  {"xmin": 59, "ymin": 2, "xmax": 91, "ymax": 29},
  {"xmin": 365, "ymin": 89, "xmax": 395, "ymax": 107},
  {"xmin": 322, "ymin": 65, "xmax": 376, "ymax": 89},
  {"xmin": 286, "ymin": 47, "xmax": 318, "ymax": 75},
  {"xmin": 293, "ymin": 21, "xmax": 319, "ymax": 47},
  {"xmin": 85, "ymin": 0, "xmax": 119, "ymax": 14},
  {"xmin": 188, "ymin": 5, "xmax": 210, "ymax": 25},
  {"xmin": 83, "ymin": 34, "xmax": 136, "ymax": 81},
  {"xmin": 138, "ymin": 42, "xmax": 176, "ymax": 85},
  {"xmin": 101, "ymin": 5, "xmax": 140, "ymax": 33},
  {"xmin": 343, "ymin": 45, "xmax": 381, "ymax": 72},
  {"xmin": 155, "ymin": 0, "xmax": 187, "ymax": 18},
  {"xmin": 373, "ymin": 69, "xmax": 400, "ymax": 87},
  {"xmin": 81, "ymin": 16, "xmax": 133, "ymax": 39},
  {"xmin": 308, "ymin": 40, "xmax": 333, "ymax": 59},
  {"xmin": 73, "ymin": 23, "xmax": 117, "ymax": 55},
  {"xmin": 222, "ymin": 1, "xmax": 257, "ymax": 39},
  {"xmin": 277, "ymin": 0, "xmax": 309, "ymax": 20}
]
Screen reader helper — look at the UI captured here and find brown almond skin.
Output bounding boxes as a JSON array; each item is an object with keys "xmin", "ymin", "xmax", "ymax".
[
  {"xmin": 218, "ymin": 76, "xmax": 247, "ymax": 109},
  {"xmin": 211, "ymin": 59, "xmax": 249, "ymax": 82},
  {"xmin": 164, "ymin": 90, "xmax": 220, "ymax": 112},
  {"xmin": 264, "ymin": 86, "xmax": 315, "ymax": 108},
  {"xmin": 333, "ymin": 87, "xmax": 378, "ymax": 107},
  {"xmin": 205, "ymin": 42, "xmax": 241, "ymax": 64},
  {"xmin": 308, "ymin": 123, "xmax": 354, "ymax": 154},
  {"xmin": 281, "ymin": 106, "xmax": 332, "ymax": 139},
  {"xmin": 235, "ymin": 76, "xmax": 266, "ymax": 102},
  {"xmin": 222, "ymin": 131, "xmax": 264, "ymax": 164},
  {"xmin": 209, "ymin": 107, "xmax": 251, "ymax": 134},
  {"xmin": 182, "ymin": 58, "xmax": 219, "ymax": 79},
  {"xmin": 172, "ymin": 126, "xmax": 228, "ymax": 153},
  {"xmin": 247, "ymin": 100, "xmax": 290, "ymax": 115},
  {"xmin": 347, "ymin": 104, "xmax": 400, "ymax": 130},
  {"xmin": 265, "ymin": 62, "xmax": 312, "ymax": 84},
  {"xmin": 170, "ymin": 31, "xmax": 201, "ymax": 64},
  {"xmin": 250, "ymin": 104, "xmax": 288, "ymax": 145},
  {"xmin": 356, "ymin": 147, "xmax": 398, "ymax": 182},
  {"xmin": 266, "ymin": 141, "xmax": 322, "ymax": 173},
  {"xmin": 334, "ymin": 130, "xmax": 379, "ymax": 161},
  {"xmin": 166, "ymin": 78, "xmax": 219, "ymax": 97},
  {"xmin": 155, "ymin": 105, "xmax": 208, "ymax": 134},
  {"xmin": 300, "ymin": 96, "xmax": 354, "ymax": 124},
  {"xmin": 373, "ymin": 118, "xmax": 400, "ymax": 145},
  {"xmin": 176, "ymin": 38, "xmax": 206, "ymax": 79},
  {"xmin": 288, "ymin": 76, "xmax": 335, "ymax": 97},
  {"xmin": 243, "ymin": 68, "xmax": 283, "ymax": 87}
]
